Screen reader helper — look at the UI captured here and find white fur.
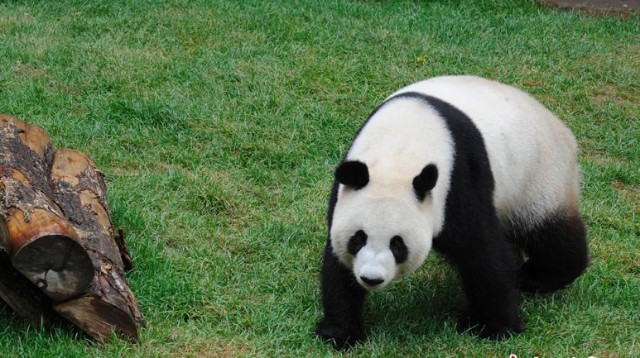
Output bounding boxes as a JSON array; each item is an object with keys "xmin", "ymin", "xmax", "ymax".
[
  {"xmin": 331, "ymin": 75, "xmax": 580, "ymax": 291},
  {"xmin": 331, "ymin": 99, "xmax": 454, "ymax": 290},
  {"xmin": 391, "ymin": 76, "xmax": 580, "ymax": 227}
]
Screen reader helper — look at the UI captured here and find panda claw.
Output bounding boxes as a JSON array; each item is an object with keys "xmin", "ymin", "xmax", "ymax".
[
  {"xmin": 456, "ymin": 315, "xmax": 523, "ymax": 340},
  {"xmin": 316, "ymin": 320, "xmax": 364, "ymax": 349}
]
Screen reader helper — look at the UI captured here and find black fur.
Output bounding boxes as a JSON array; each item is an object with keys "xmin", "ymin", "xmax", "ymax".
[
  {"xmin": 335, "ymin": 161, "xmax": 369, "ymax": 190},
  {"xmin": 317, "ymin": 92, "xmax": 588, "ymax": 348},
  {"xmin": 317, "ymin": 179, "xmax": 366, "ymax": 349},
  {"xmin": 418, "ymin": 93, "xmax": 524, "ymax": 339},
  {"xmin": 347, "ymin": 230, "xmax": 367, "ymax": 256},
  {"xmin": 390, "ymin": 236, "xmax": 408, "ymax": 264},
  {"xmin": 413, "ymin": 164, "xmax": 438, "ymax": 201},
  {"xmin": 317, "ymin": 240, "xmax": 367, "ymax": 349},
  {"xmin": 514, "ymin": 213, "xmax": 589, "ymax": 294}
]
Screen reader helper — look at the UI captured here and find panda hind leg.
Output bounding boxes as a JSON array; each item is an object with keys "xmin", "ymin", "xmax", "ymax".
[{"xmin": 518, "ymin": 213, "xmax": 589, "ymax": 294}]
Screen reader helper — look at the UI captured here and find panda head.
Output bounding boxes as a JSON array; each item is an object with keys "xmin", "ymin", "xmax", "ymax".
[{"xmin": 330, "ymin": 160, "xmax": 439, "ymax": 291}]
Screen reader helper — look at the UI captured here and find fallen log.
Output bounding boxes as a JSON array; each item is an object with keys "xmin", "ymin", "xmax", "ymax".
[
  {"xmin": 0, "ymin": 115, "xmax": 94, "ymax": 302},
  {"xmin": 50, "ymin": 149, "xmax": 145, "ymax": 342}
]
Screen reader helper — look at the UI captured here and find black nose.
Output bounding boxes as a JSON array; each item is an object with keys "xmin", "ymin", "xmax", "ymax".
[{"xmin": 360, "ymin": 276, "xmax": 384, "ymax": 286}]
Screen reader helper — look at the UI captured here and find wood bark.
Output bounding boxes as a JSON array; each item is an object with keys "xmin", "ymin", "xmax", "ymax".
[
  {"xmin": 50, "ymin": 149, "xmax": 145, "ymax": 342},
  {"xmin": 0, "ymin": 115, "xmax": 94, "ymax": 301}
]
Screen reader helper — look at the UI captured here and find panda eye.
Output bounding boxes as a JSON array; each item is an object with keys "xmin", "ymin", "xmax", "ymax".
[
  {"xmin": 347, "ymin": 230, "xmax": 367, "ymax": 255},
  {"xmin": 390, "ymin": 235, "xmax": 408, "ymax": 264}
]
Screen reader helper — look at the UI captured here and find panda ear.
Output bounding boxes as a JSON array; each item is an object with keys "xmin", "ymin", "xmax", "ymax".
[
  {"xmin": 335, "ymin": 160, "xmax": 369, "ymax": 190},
  {"xmin": 413, "ymin": 164, "xmax": 438, "ymax": 201}
]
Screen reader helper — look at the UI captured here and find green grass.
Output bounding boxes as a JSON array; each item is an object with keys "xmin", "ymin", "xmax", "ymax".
[{"xmin": 0, "ymin": 0, "xmax": 638, "ymax": 357}]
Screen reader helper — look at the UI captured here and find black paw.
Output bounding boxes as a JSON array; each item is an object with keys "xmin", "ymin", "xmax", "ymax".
[
  {"xmin": 316, "ymin": 319, "xmax": 364, "ymax": 350},
  {"xmin": 457, "ymin": 315, "xmax": 523, "ymax": 340},
  {"xmin": 520, "ymin": 276, "xmax": 559, "ymax": 294},
  {"xmin": 520, "ymin": 263, "xmax": 567, "ymax": 294}
]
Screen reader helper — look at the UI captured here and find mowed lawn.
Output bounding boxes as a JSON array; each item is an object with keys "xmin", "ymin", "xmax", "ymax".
[{"xmin": 0, "ymin": 0, "xmax": 638, "ymax": 357}]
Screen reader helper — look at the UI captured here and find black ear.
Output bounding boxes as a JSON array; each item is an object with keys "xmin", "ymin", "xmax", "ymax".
[
  {"xmin": 335, "ymin": 160, "xmax": 369, "ymax": 190},
  {"xmin": 413, "ymin": 164, "xmax": 438, "ymax": 201}
]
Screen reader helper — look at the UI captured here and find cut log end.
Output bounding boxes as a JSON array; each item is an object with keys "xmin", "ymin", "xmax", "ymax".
[
  {"xmin": 12, "ymin": 235, "xmax": 94, "ymax": 301},
  {"xmin": 0, "ymin": 251, "xmax": 54, "ymax": 323},
  {"xmin": 54, "ymin": 296, "xmax": 139, "ymax": 342}
]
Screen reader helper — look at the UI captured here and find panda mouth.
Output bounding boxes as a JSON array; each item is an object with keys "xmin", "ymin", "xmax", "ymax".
[
  {"xmin": 358, "ymin": 275, "xmax": 388, "ymax": 291},
  {"xmin": 360, "ymin": 276, "xmax": 385, "ymax": 286}
]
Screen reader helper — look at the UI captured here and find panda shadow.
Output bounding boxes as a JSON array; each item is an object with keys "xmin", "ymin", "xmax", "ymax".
[
  {"xmin": 360, "ymin": 255, "xmax": 587, "ymax": 345},
  {"xmin": 364, "ymin": 256, "xmax": 464, "ymax": 340}
]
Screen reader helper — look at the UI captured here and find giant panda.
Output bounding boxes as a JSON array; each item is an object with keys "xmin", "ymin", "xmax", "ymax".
[{"xmin": 316, "ymin": 75, "xmax": 589, "ymax": 349}]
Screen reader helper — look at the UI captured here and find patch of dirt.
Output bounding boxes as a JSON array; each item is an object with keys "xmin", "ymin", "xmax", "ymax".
[
  {"xmin": 13, "ymin": 64, "xmax": 47, "ymax": 78},
  {"xmin": 543, "ymin": 0, "xmax": 640, "ymax": 15},
  {"xmin": 612, "ymin": 180, "xmax": 640, "ymax": 203}
]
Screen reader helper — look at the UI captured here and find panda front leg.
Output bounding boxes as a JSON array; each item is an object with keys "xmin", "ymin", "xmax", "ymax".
[
  {"xmin": 316, "ymin": 241, "xmax": 367, "ymax": 349},
  {"xmin": 451, "ymin": 231, "xmax": 524, "ymax": 339}
]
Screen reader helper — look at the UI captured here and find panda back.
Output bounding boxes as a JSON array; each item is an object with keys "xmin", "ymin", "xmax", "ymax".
[{"xmin": 391, "ymin": 76, "xmax": 580, "ymax": 229}]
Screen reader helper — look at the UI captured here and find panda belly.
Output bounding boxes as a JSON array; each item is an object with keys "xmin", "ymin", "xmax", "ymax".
[{"xmin": 392, "ymin": 75, "xmax": 580, "ymax": 229}]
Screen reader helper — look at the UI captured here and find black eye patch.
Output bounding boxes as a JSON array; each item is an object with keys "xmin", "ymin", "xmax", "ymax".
[
  {"xmin": 347, "ymin": 230, "xmax": 367, "ymax": 255},
  {"xmin": 390, "ymin": 236, "xmax": 408, "ymax": 264}
]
